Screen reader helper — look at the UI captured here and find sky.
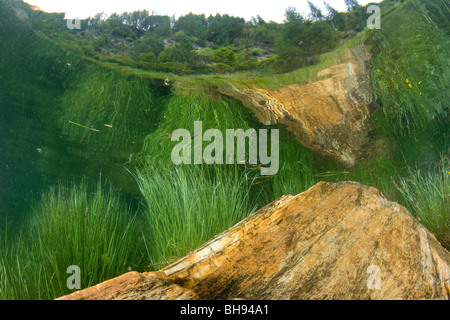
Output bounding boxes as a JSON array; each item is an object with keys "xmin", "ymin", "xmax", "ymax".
[{"xmin": 24, "ymin": 0, "xmax": 382, "ymax": 23}]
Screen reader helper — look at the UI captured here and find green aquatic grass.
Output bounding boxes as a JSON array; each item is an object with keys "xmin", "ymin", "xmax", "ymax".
[
  {"xmin": 135, "ymin": 90, "xmax": 265, "ymax": 169},
  {"xmin": 135, "ymin": 86, "xmax": 317, "ymax": 197},
  {"xmin": 394, "ymin": 154, "xmax": 449, "ymax": 249},
  {"xmin": 0, "ymin": 180, "xmax": 145, "ymax": 300},
  {"xmin": 312, "ymin": 154, "xmax": 401, "ymax": 202},
  {"xmin": 271, "ymin": 129, "xmax": 316, "ymax": 198},
  {"xmin": 346, "ymin": 156, "xmax": 400, "ymax": 200},
  {"xmin": 134, "ymin": 165, "xmax": 257, "ymax": 269},
  {"xmin": 365, "ymin": 0, "xmax": 450, "ymax": 138},
  {"xmin": 389, "ymin": 117, "xmax": 450, "ymax": 171},
  {"xmin": 355, "ymin": 0, "xmax": 450, "ymax": 249},
  {"xmin": 59, "ymin": 67, "xmax": 168, "ymax": 158}
]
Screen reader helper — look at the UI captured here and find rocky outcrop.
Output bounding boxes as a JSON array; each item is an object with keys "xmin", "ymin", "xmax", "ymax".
[
  {"xmin": 58, "ymin": 182, "xmax": 450, "ymax": 300},
  {"xmin": 57, "ymin": 271, "xmax": 198, "ymax": 300},
  {"xmin": 218, "ymin": 46, "xmax": 373, "ymax": 166}
]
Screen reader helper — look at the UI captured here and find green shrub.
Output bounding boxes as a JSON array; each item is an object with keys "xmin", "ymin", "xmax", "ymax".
[
  {"xmin": 214, "ymin": 62, "xmax": 235, "ymax": 73},
  {"xmin": 97, "ymin": 55, "xmax": 138, "ymax": 68},
  {"xmin": 213, "ymin": 47, "xmax": 236, "ymax": 65},
  {"xmin": 236, "ymin": 59, "xmax": 258, "ymax": 71},
  {"xmin": 139, "ymin": 51, "xmax": 157, "ymax": 63},
  {"xmin": 157, "ymin": 61, "xmax": 194, "ymax": 74},
  {"xmin": 81, "ymin": 45, "xmax": 95, "ymax": 56}
]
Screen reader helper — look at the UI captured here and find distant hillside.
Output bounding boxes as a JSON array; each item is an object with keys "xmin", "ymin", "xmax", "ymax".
[{"xmin": 5, "ymin": 0, "xmax": 377, "ymax": 75}]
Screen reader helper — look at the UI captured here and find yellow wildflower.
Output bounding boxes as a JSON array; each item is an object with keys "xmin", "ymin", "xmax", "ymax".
[
  {"xmin": 408, "ymin": 83, "xmax": 413, "ymax": 88},
  {"xmin": 406, "ymin": 78, "xmax": 409, "ymax": 83}
]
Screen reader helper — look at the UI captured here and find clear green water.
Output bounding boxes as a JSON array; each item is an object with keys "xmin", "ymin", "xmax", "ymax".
[{"xmin": 0, "ymin": 0, "xmax": 448, "ymax": 300}]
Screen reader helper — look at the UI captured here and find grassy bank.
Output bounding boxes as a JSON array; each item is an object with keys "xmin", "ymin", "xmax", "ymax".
[{"xmin": 365, "ymin": 0, "xmax": 449, "ymax": 138}]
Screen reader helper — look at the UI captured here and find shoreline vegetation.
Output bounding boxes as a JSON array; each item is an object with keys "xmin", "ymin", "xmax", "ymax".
[{"xmin": 0, "ymin": 0, "xmax": 448, "ymax": 299}]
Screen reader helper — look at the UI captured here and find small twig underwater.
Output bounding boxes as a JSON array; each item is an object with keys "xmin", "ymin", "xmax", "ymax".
[
  {"xmin": 68, "ymin": 121, "xmax": 100, "ymax": 132},
  {"xmin": 191, "ymin": 129, "xmax": 200, "ymax": 139}
]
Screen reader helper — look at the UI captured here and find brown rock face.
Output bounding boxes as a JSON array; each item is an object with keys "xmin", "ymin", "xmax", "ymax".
[
  {"xmin": 58, "ymin": 182, "xmax": 450, "ymax": 300},
  {"xmin": 218, "ymin": 46, "xmax": 373, "ymax": 166},
  {"xmin": 57, "ymin": 271, "xmax": 198, "ymax": 300}
]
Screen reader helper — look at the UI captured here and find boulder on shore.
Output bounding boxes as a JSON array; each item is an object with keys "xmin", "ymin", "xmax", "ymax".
[
  {"xmin": 218, "ymin": 46, "xmax": 373, "ymax": 166},
  {"xmin": 58, "ymin": 181, "xmax": 450, "ymax": 300}
]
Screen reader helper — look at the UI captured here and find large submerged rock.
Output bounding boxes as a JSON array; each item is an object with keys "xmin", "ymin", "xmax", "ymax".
[
  {"xmin": 218, "ymin": 46, "xmax": 373, "ymax": 166},
  {"xmin": 58, "ymin": 182, "xmax": 450, "ymax": 300},
  {"xmin": 57, "ymin": 271, "xmax": 198, "ymax": 300}
]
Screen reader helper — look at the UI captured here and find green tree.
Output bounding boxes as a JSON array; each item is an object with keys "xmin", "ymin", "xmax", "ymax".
[
  {"xmin": 175, "ymin": 13, "xmax": 208, "ymax": 41},
  {"xmin": 274, "ymin": 8, "xmax": 308, "ymax": 71},
  {"xmin": 323, "ymin": 2, "xmax": 338, "ymax": 19},
  {"xmin": 345, "ymin": 0, "xmax": 360, "ymax": 12},
  {"xmin": 207, "ymin": 14, "xmax": 245, "ymax": 45},
  {"xmin": 324, "ymin": 2, "xmax": 346, "ymax": 31},
  {"xmin": 143, "ymin": 15, "xmax": 171, "ymax": 36},
  {"xmin": 308, "ymin": 1, "xmax": 323, "ymax": 21},
  {"xmin": 93, "ymin": 35, "xmax": 111, "ymax": 51}
]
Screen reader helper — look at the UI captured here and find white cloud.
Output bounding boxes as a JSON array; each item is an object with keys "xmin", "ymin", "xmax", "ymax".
[{"xmin": 24, "ymin": 0, "xmax": 382, "ymax": 23}]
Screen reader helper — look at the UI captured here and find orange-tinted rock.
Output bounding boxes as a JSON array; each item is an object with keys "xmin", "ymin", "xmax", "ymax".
[
  {"xmin": 162, "ymin": 182, "xmax": 449, "ymax": 300},
  {"xmin": 218, "ymin": 46, "xmax": 373, "ymax": 166},
  {"xmin": 57, "ymin": 271, "xmax": 198, "ymax": 300},
  {"xmin": 57, "ymin": 182, "xmax": 450, "ymax": 300}
]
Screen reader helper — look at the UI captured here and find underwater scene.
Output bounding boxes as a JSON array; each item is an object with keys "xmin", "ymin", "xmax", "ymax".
[{"xmin": 0, "ymin": 0, "xmax": 448, "ymax": 300}]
